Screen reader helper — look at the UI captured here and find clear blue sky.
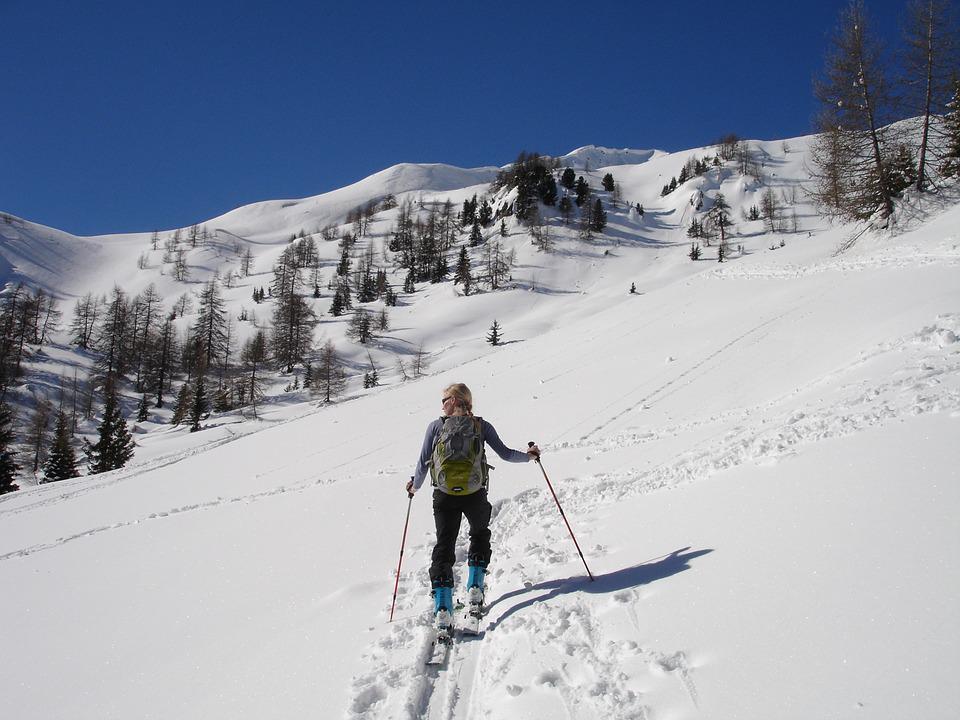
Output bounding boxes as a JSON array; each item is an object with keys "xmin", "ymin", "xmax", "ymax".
[{"xmin": 2, "ymin": 0, "xmax": 907, "ymax": 236}]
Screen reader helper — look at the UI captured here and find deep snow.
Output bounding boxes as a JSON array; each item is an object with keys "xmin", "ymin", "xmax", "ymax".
[{"xmin": 1, "ymin": 136, "xmax": 959, "ymax": 719}]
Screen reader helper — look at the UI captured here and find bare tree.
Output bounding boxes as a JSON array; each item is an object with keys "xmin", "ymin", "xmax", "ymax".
[
  {"xmin": 901, "ymin": 0, "xmax": 958, "ymax": 191},
  {"xmin": 812, "ymin": 0, "xmax": 896, "ymax": 221}
]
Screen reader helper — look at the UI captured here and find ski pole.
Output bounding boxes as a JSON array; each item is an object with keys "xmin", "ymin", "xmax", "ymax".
[
  {"xmin": 389, "ymin": 482, "xmax": 415, "ymax": 622},
  {"xmin": 529, "ymin": 443, "xmax": 594, "ymax": 581}
]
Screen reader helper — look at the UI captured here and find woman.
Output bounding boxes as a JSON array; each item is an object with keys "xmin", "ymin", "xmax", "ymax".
[{"xmin": 407, "ymin": 382, "xmax": 540, "ymax": 624}]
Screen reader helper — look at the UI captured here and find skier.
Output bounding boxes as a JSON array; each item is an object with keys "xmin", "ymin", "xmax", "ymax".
[{"xmin": 406, "ymin": 382, "xmax": 540, "ymax": 635}]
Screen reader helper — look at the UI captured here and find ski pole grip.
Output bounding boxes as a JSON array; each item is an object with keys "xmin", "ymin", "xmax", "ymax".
[{"xmin": 528, "ymin": 441, "xmax": 541, "ymax": 463}]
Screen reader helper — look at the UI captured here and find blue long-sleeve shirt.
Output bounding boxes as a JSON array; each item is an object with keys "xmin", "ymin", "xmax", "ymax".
[{"xmin": 412, "ymin": 416, "xmax": 530, "ymax": 490}]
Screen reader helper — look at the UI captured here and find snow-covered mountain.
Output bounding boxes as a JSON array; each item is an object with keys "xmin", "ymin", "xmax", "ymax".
[{"xmin": 1, "ymin": 135, "xmax": 958, "ymax": 719}]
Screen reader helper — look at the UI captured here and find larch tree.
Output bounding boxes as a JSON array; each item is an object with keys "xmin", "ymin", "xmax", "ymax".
[{"xmin": 811, "ymin": 0, "xmax": 896, "ymax": 221}]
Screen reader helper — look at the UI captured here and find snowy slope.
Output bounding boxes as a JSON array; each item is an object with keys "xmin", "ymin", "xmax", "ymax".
[{"xmin": 1, "ymin": 138, "xmax": 959, "ymax": 719}]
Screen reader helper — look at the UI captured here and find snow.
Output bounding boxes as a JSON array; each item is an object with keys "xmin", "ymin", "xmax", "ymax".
[{"xmin": 1, "ymin": 134, "xmax": 959, "ymax": 719}]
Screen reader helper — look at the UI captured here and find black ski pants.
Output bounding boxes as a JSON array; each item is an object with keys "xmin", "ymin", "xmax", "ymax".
[{"xmin": 429, "ymin": 488, "xmax": 492, "ymax": 588}]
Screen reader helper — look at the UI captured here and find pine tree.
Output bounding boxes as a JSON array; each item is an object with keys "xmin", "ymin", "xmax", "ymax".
[
  {"xmin": 43, "ymin": 410, "xmax": 79, "ymax": 482},
  {"xmin": 347, "ymin": 308, "xmax": 374, "ymax": 344},
  {"xmin": 171, "ymin": 382, "xmax": 192, "ymax": 425},
  {"xmin": 0, "ymin": 403, "xmax": 20, "ymax": 495},
  {"xmin": 574, "ymin": 176, "xmax": 590, "ymax": 206},
  {"xmin": 558, "ymin": 195, "xmax": 573, "ymax": 225},
  {"xmin": 602, "ymin": 173, "xmax": 615, "ymax": 191},
  {"xmin": 590, "ymin": 198, "xmax": 607, "ymax": 232},
  {"xmin": 136, "ymin": 394, "xmax": 150, "ymax": 422},
  {"xmin": 469, "ymin": 221, "xmax": 483, "ymax": 247},
  {"xmin": 941, "ymin": 79, "xmax": 960, "ymax": 178},
  {"xmin": 189, "ymin": 372, "xmax": 209, "ymax": 432},
  {"xmin": 560, "ymin": 167, "xmax": 576, "ymax": 190},
  {"xmin": 403, "ymin": 269, "xmax": 416, "ymax": 294},
  {"xmin": 85, "ymin": 382, "xmax": 135, "ymax": 473},
  {"xmin": 690, "ymin": 243, "xmax": 702, "ymax": 261},
  {"xmin": 453, "ymin": 246, "xmax": 472, "ymax": 294},
  {"xmin": 486, "ymin": 320, "xmax": 502, "ymax": 346}
]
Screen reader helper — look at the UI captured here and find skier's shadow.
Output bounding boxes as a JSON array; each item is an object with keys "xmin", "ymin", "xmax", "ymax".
[{"xmin": 485, "ymin": 546, "xmax": 713, "ymax": 631}]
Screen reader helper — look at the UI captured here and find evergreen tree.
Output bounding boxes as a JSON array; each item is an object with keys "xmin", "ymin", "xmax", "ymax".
[
  {"xmin": 85, "ymin": 381, "xmax": 135, "ymax": 473},
  {"xmin": 940, "ymin": 79, "xmax": 960, "ymax": 178},
  {"xmin": 0, "ymin": 403, "xmax": 20, "ymax": 495},
  {"xmin": 478, "ymin": 199, "xmax": 493, "ymax": 225},
  {"xmin": 171, "ymin": 382, "xmax": 192, "ymax": 425},
  {"xmin": 602, "ymin": 173, "xmax": 615, "ymax": 191},
  {"xmin": 136, "ymin": 394, "xmax": 150, "ymax": 422},
  {"xmin": 453, "ymin": 246, "xmax": 472, "ymax": 295},
  {"xmin": 560, "ymin": 167, "xmax": 576, "ymax": 190},
  {"xmin": 539, "ymin": 175, "xmax": 558, "ymax": 206},
  {"xmin": 363, "ymin": 353, "xmax": 380, "ymax": 389},
  {"xmin": 486, "ymin": 320, "xmax": 502, "ymax": 346},
  {"xmin": 574, "ymin": 176, "xmax": 590, "ymax": 206},
  {"xmin": 558, "ymin": 195, "xmax": 574, "ymax": 225},
  {"xmin": 461, "ymin": 195, "xmax": 478, "ymax": 226},
  {"xmin": 590, "ymin": 198, "xmax": 607, "ymax": 232},
  {"xmin": 43, "ymin": 410, "xmax": 79, "ymax": 482},
  {"xmin": 469, "ymin": 221, "xmax": 483, "ymax": 247},
  {"xmin": 330, "ymin": 287, "xmax": 347, "ymax": 317},
  {"xmin": 431, "ymin": 252, "xmax": 449, "ymax": 283},
  {"xmin": 690, "ymin": 243, "xmax": 702, "ymax": 261},
  {"xmin": 189, "ymin": 372, "xmax": 209, "ymax": 432},
  {"xmin": 347, "ymin": 308, "xmax": 374, "ymax": 344},
  {"xmin": 403, "ymin": 269, "xmax": 416, "ymax": 294}
]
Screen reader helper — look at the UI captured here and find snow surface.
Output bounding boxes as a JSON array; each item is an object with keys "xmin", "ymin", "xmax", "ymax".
[{"xmin": 1, "ymin": 139, "xmax": 959, "ymax": 719}]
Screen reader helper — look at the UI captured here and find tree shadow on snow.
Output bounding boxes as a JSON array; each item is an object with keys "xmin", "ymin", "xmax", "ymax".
[{"xmin": 485, "ymin": 546, "xmax": 713, "ymax": 631}]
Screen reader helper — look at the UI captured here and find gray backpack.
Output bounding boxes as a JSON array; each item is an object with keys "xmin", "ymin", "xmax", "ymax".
[{"xmin": 430, "ymin": 415, "xmax": 489, "ymax": 495}]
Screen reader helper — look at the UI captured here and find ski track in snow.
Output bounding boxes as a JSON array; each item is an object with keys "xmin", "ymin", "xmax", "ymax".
[{"xmin": 345, "ymin": 313, "xmax": 960, "ymax": 719}]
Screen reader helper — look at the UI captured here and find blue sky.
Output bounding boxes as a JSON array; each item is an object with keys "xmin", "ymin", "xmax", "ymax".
[{"xmin": 2, "ymin": 0, "xmax": 906, "ymax": 236}]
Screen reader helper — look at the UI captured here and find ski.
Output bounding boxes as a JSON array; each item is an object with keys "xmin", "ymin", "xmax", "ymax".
[
  {"xmin": 460, "ymin": 602, "xmax": 484, "ymax": 635},
  {"xmin": 426, "ymin": 609, "xmax": 454, "ymax": 666},
  {"xmin": 459, "ymin": 584, "xmax": 486, "ymax": 635},
  {"xmin": 426, "ymin": 626, "xmax": 453, "ymax": 665}
]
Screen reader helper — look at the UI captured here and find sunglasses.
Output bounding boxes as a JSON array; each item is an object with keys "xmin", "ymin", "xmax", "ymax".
[{"xmin": 442, "ymin": 396, "xmax": 454, "ymax": 405}]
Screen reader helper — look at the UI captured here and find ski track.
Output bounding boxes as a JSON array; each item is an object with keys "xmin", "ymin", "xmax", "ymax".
[
  {"xmin": 563, "ymin": 299, "xmax": 809, "ymax": 446},
  {"xmin": 345, "ymin": 313, "xmax": 959, "ymax": 719}
]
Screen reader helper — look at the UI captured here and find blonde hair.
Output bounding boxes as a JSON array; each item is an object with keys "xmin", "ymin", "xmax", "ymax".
[{"xmin": 443, "ymin": 383, "xmax": 473, "ymax": 413}]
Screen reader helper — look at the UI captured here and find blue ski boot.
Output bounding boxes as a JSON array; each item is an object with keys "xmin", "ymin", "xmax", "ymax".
[{"xmin": 432, "ymin": 586, "xmax": 454, "ymax": 633}]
